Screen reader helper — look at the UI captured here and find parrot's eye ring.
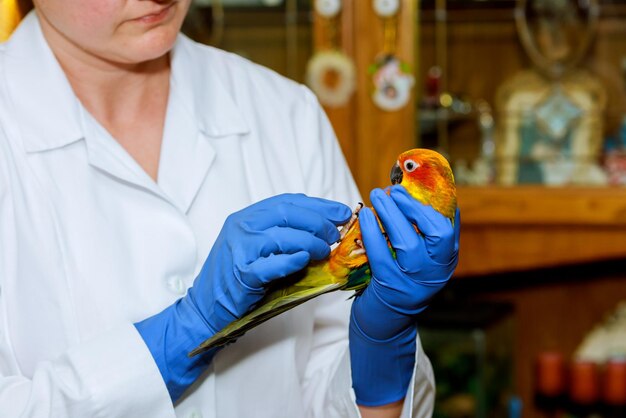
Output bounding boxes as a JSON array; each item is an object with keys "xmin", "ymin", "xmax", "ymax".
[{"xmin": 404, "ymin": 159, "xmax": 419, "ymax": 172}]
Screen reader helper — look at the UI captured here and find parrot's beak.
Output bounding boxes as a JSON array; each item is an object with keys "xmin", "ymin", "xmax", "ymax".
[{"xmin": 390, "ymin": 162, "xmax": 403, "ymax": 185}]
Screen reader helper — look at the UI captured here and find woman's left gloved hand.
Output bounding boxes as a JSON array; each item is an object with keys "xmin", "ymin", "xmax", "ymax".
[{"xmin": 350, "ymin": 186, "xmax": 460, "ymax": 406}]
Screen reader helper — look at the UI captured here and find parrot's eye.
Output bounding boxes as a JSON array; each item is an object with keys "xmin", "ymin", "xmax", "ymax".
[{"xmin": 404, "ymin": 159, "xmax": 419, "ymax": 172}]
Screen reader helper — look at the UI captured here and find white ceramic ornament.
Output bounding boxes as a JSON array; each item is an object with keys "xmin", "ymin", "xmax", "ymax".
[
  {"xmin": 306, "ymin": 50, "xmax": 356, "ymax": 108},
  {"xmin": 315, "ymin": 0, "xmax": 342, "ymax": 18},
  {"xmin": 370, "ymin": 54, "xmax": 414, "ymax": 111},
  {"xmin": 373, "ymin": 0, "xmax": 399, "ymax": 17}
]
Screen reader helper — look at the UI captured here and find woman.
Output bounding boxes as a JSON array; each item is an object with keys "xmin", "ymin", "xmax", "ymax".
[{"xmin": 0, "ymin": 1, "xmax": 459, "ymax": 417}]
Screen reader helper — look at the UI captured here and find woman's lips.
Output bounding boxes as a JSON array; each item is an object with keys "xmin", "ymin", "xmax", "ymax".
[{"xmin": 134, "ymin": 3, "xmax": 176, "ymax": 25}]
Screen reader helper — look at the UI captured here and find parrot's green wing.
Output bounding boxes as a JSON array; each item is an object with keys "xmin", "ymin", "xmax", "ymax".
[
  {"xmin": 343, "ymin": 263, "xmax": 370, "ymax": 292},
  {"xmin": 189, "ymin": 280, "xmax": 344, "ymax": 356}
]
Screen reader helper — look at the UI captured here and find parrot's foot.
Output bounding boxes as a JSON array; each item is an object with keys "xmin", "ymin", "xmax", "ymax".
[
  {"xmin": 338, "ymin": 203, "xmax": 363, "ymax": 242},
  {"xmin": 350, "ymin": 238, "xmax": 366, "ymax": 256},
  {"xmin": 347, "ymin": 287, "xmax": 366, "ymax": 300}
]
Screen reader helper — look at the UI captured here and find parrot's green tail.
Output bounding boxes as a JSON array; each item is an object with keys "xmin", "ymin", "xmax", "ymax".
[{"xmin": 189, "ymin": 264, "xmax": 347, "ymax": 357}]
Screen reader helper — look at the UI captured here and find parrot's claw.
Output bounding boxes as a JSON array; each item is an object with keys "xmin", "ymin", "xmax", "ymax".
[
  {"xmin": 347, "ymin": 287, "xmax": 366, "ymax": 300},
  {"xmin": 348, "ymin": 238, "xmax": 366, "ymax": 256},
  {"xmin": 337, "ymin": 203, "xmax": 364, "ymax": 242}
]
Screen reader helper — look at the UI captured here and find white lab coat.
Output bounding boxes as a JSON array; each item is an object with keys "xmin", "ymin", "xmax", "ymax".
[{"xmin": 0, "ymin": 12, "xmax": 435, "ymax": 418}]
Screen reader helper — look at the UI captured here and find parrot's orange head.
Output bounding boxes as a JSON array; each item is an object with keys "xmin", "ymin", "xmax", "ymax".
[{"xmin": 390, "ymin": 148, "xmax": 457, "ymax": 221}]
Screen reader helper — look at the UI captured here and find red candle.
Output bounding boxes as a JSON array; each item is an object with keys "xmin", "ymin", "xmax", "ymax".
[
  {"xmin": 536, "ymin": 351, "xmax": 566, "ymax": 397},
  {"xmin": 570, "ymin": 359, "xmax": 599, "ymax": 405},
  {"xmin": 604, "ymin": 358, "xmax": 626, "ymax": 406}
]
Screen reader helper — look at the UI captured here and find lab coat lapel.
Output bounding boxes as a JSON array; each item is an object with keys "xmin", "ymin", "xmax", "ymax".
[
  {"xmin": 81, "ymin": 108, "xmax": 168, "ymax": 201},
  {"xmin": 157, "ymin": 96, "xmax": 216, "ymax": 213},
  {"xmin": 156, "ymin": 35, "xmax": 250, "ymax": 213}
]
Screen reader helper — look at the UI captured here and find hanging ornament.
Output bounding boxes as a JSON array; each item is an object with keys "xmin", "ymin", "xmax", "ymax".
[
  {"xmin": 369, "ymin": 0, "xmax": 414, "ymax": 111},
  {"xmin": 306, "ymin": 0, "xmax": 356, "ymax": 108},
  {"xmin": 373, "ymin": 0, "xmax": 400, "ymax": 17},
  {"xmin": 315, "ymin": 0, "xmax": 341, "ymax": 18},
  {"xmin": 306, "ymin": 50, "xmax": 356, "ymax": 108}
]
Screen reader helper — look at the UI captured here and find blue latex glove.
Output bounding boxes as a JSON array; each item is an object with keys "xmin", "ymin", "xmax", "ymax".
[
  {"xmin": 135, "ymin": 194, "xmax": 351, "ymax": 402},
  {"xmin": 350, "ymin": 186, "xmax": 460, "ymax": 406}
]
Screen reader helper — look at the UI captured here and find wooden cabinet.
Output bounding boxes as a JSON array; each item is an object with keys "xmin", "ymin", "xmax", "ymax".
[
  {"xmin": 449, "ymin": 186, "xmax": 626, "ymax": 417},
  {"xmin": 456, "ymin": 186, "xmax": 626, "ymax": 277}
]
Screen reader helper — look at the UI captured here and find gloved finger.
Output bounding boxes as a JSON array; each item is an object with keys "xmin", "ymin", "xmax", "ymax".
[
  {"xmin": 358, "ymin": 207, "xmax": 398, "ymax": 278},
  {"xmin": 243, "ymin": 226, "xmax": 331, "ymax": 262},
  {"xmin": 390, "ymin": 186, "xmax": 455, "ymax": 264},
  {"xmin": 243, "ymin": 203, "xmax": 343, "ymax": 244},
  {"xmin": 369, "ymin": 188, "xmax": 423, "ymax": 270},
  {"xmin": 250, "ymin": 194, "xmax": 352, "ymax": 225},
  {"xmin": 289, "ymin": 195, "xmax": 352, "ymax": 225},
  {"xmin": 240, "ymin": 251, "xmax": 311, "ymax": 288},
  {"xmin": 389, "ymin": 186, "xmax": 453, "ymax": 237}
]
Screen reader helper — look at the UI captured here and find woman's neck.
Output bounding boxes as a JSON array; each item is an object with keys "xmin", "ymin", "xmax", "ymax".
[{"xmin": 38, "ymin": 12, "xmax": 171, "ymax": 129}]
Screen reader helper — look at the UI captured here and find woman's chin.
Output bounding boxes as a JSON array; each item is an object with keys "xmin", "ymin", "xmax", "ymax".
[{"xmin": 113, "ymin": 32, "xmax": 178, "ymax": 65}]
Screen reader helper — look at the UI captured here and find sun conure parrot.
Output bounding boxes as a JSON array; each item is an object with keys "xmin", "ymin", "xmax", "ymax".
[{"xmin": 189, "ymin": 147, "xmax": 457, "ymax": 357}]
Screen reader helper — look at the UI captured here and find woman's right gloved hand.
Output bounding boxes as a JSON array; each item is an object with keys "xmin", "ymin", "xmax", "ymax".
[{"xmin": 135, "ymin": 194, "xmax": 351, "ymax": 402}]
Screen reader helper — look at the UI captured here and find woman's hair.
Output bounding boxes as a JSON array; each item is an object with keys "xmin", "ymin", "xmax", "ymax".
[{"xmin": 19, "ymin": 0, "xmax": 34, "ymax": 15}]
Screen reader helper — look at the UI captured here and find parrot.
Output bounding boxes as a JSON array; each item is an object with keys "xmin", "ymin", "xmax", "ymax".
[{"xmin": 189, "ymin": 148, "xmax": 457, "ymax": 357}]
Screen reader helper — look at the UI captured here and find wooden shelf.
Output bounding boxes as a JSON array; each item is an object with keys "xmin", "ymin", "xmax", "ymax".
[{"xmin": 455, "ymin": 186, "xmax": 626, "ymax": 277}]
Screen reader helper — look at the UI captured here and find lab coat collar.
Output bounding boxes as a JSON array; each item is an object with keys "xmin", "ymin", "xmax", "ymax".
[
  {"xmin": 4, "ymin": 11, "xmax": 83, "ymax": 152},
  {"xmin": 3, "ymin": 12, "xmax": 250, "ymax": 154}
]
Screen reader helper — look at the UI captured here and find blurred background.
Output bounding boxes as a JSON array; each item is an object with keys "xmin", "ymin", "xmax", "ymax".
[
  {"xmin": 7, "ymin": 0, "xmax": 626, "ymax": 416},
  {"xmin": 181, "ymin": 1, "xmax": 626, "ymax": 417}
]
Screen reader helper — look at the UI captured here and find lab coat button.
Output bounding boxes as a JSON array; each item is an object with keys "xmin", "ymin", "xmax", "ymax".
[{"xmin": 166, "ymin": 276, "xmax": 186, "ymax": 295}]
